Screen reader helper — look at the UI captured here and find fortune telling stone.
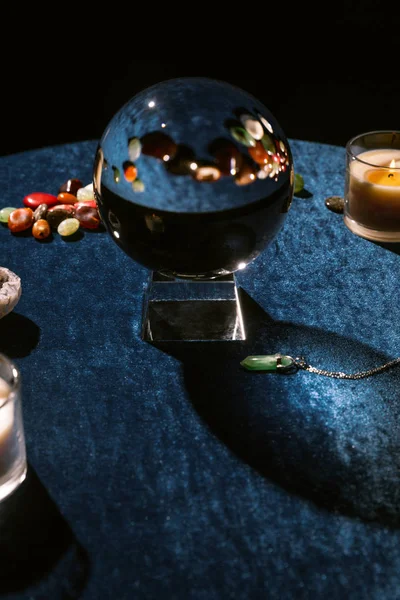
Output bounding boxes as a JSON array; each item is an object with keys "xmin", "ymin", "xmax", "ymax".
[
  {"xmin": 57, "ymin": 218, "xmax": 80, "ymax": 237},
  {"xmin": 123, "ymin": 162, "xmax": 138, "ymax": 182},
  {"xmin": 248, "ymin": 141, "xmax": 271, "ymax": 165},
  {"xmin": 229, "ymin": 125, "xmax": 256, "ymax": 148},
  {"xmin": 132, "ymin": 179, "xmax": 145, "ymax": 193},
  {"xmin": 8, "ymin": 208, "xmax": 34, "ymax": 232},
  {"xmin": 74, "ymin": 205, "xmax": 100, "ymax": 229},
  {"xmin": 47, "ymin": 205, "xmax": 75, "ymax": 229},
  {"xmin": 23, "ymin": 192, "xmax": 59, "ymax": 209},
  {"xmin": 325, "ymin": 196, "xmax": 344, "ymax": 214},
  {"xmin": 57, "ymin": 192, "xmax": 78, "ymax": 205},
  {"xmin": 213, "ymin": 141, "xmax": 244, "ymax": 176},
  {"xmin": 0, "ymin": 207, "xmax": 17, "ymax": 223},
  {"xmin": 235, "ymin": 160, "xmax": 257, "ymax": 186},
  {"xmin": 74, "ymin": 200, "xmax": 97, "ymax": 209},
  {"xmin": 128, "ymin": 137, "xmax": 142, "ymax": 162},
  {"xmin": 58, "ymin": 178, "xmax": 83, "ymax": 196},
  {"xmin": 261, "ymin": 133, "xmax": 276, "ymax": 154},
  {"xmin": 76, "ymin": 183, "xmax": 95, "ymax": 202},
  {"xmin": 32, "ymin": 219, "xmax": 51, "ymax": 240},
  {"xmin": 240, "ymin": 114, "xmax": 264, "ymax": 140},
  {"xmin": 192, "ymin": 164, "xmax": 221, "ymax": 183},
  {"xmin": 141, "ymin": 132, "xmax": 177, "ymax": 162},
  {"xmin": 33, "ymin": 203, "xmax": 48, "ymax": 222}
]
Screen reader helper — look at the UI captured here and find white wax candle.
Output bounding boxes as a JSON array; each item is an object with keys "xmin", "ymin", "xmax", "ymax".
[
  {"xmin": 347, "ymin": 149, "xmax": 400, "ymax": 232},
  {"xmin": 0, "ymin": 377, "xmax": 14, "ymax": 445}
]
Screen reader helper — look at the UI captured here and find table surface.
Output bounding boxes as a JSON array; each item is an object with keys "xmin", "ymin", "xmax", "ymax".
[{"xmin": 1, "ymin": 139, "xmax": 400, "ymax": 600}]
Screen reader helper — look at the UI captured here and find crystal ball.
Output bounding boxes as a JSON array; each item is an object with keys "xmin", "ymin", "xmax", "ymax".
[{"xmin": 93, "ymin": 77, "xmax": 294, "ymax": 279}]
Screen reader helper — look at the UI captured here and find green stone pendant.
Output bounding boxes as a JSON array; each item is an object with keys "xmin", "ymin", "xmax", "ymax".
[{"xmin": 240, "ymin": 354, "xmax": 294, "ymax": 372}]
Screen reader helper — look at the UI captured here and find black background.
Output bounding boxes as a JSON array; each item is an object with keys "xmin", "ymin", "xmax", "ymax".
[{"xmin": 1, "ymin": 6, "xmax": 397, "ymax": 156}]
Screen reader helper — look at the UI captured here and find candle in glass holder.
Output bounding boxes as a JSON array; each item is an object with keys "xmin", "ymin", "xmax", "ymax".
[
  {"xmin": 0, "ymin": 377, "xmax": 14, "ymax": 478},
  {"xmin": 0, "ymin": 355, "xmax": 27, "ymax": 501},
  {"xmin": 345, "ymin": 147, "xmax": 400, "ymax": 241}
]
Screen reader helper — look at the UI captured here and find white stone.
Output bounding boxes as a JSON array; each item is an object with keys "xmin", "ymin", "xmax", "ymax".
[
  {"xmin": 240, "ymin": 114, "xmax": 264, "ymax": 140},
  {"xmin": 77, "ymin": 183, "xmax": 95, "ymax": 201},
  {"xmin": 0, "ymin": 268, "xmax": 21, "ymax": 319}
]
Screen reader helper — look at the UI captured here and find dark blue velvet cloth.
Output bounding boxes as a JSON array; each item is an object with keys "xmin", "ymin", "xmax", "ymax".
[{"xmin": 1, "ymin": 139, "xmax": 400, "ymax": 599}]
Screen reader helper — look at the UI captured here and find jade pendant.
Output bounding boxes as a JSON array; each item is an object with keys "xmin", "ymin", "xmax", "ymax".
[{"xmin": 240, "ymin": 354, "xmax": 293, "ymax": 372}]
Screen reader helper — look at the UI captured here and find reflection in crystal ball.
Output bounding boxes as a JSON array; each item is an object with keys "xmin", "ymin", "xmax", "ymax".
[{"xmin": 93, "ymin": 77, "xmax": 294, "ymax": 279}]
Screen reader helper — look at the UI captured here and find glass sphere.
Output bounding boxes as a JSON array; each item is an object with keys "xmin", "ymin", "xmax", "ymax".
[{"xmin": 93, "ymin": 77, "xmax": 294, "ymax": 279}]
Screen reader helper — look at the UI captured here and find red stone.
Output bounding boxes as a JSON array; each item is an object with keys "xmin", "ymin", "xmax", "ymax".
[
  {"xmin": 75, "ymin": 205, "xmax": 101, "ymax": 229},
  {"xmin": 248, "ymin": 141, "xmax": 271, "ymax": 166},
  {"xmin": 8, "ymin": 208, "xmax": 34, "ymax": 232},
  {"xmin": 47, "ymin": 204, "xmax": 75, "ymax": 215},
  {"xmin": 58, "ymin": 178, "xmax": 83, "ymax": 196},
  {"xmin": 141, "ymin": 132, "xmax": 177, "ymax": 162},
  {"xmin": 74, "ymin": 200, "xmax": 97, "ymax": 209},
  {"xmin": 234, "ymin": 160, "xmax": 257, "ymax": 186},
  {"xmin": 23, "ymin": 192, "xmax": 59, "ymax": 209},
  {"xmin": 214, "ymin": 142, "xmax": 244, "ymax": 176},
  {"xmin": 57, "ymin": 192, "xmax": 78, "ymax": 205},
  {"xmin": 123, "ymin": 162, "xmax": 138, "ymax": 182},
  {"xmin": 47, "ymin": 204, "xmax": 76, "ymax": 229}
]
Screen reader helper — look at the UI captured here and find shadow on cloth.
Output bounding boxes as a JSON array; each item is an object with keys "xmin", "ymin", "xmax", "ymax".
[
  {"xmin": 0, "ymin": 465, "xmax": 90, "ymax": 598},
  {"xmin": 374, "ymin": 241, "xmax": 400, "ymax": 255},
  {"xmin": 153, "ymin": 288, "xmax": 400, "ymax": 528},
  {"xmin": 0, "ymin": 312, "xmax": 40, "ymax": 358}
]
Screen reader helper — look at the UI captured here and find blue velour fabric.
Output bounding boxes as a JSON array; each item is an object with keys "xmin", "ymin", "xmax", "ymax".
[{"xmin": 1, "ymin": 138, "xmax": 400, "ymax": 599}]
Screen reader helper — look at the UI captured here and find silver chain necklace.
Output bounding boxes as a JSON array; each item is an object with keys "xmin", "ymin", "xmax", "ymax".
[
  {"xmin": 240, "ymin": 354, "xmax": 400, "ymax": 379},
  {"xmin": 240, "ymin": 195, "xmax": 400, "ymax": 380}
]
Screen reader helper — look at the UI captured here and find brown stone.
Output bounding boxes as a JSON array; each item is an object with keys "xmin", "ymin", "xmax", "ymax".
[
  {"xmin": 32, "ymin": 219, "xmax": 51, "ymax": 240},
  {"xmin": 141, "ymin": 132, "xmax": 177, "ymax": 162},
  {"xmin": 58, "ymin": 178, "xmax": 84, "ymax": 196},
  {"xmin": 47, "ymin": 205, "xmax": 75, "ymax": 229},
  {"xmin": 8, "ymin": 208, "xmax": 34, "ymax": 232}
]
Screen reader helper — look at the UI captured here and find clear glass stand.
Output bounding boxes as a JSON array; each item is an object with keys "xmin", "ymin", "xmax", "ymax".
[{"xmin": 141, "ymin": 271, "xmax": 246, "ymax": 342}]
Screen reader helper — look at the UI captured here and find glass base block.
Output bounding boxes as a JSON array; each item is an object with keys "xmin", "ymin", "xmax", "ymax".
[{"xmin": 142, "ymin": 271, "xmax": 246, "ymax": 342}]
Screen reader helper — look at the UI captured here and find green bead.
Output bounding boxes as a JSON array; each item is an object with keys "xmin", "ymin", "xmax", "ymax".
[
  {"xmin": 57, "ymin": 218, "xmax": 80, "ymax": 237},
  {"xmin": 0, "ymin": 207, "xmax": 17, "ymax": 223},
  {"xmin": 261, "ymin": 133, "xmax": 275, "ymax": 154},
  {"xmin": 132, "ymin": 178, "xmax": 145, "ymax": 192},
  {"xmin": 229, "ymin": 126, "xmax": 256, "ymax": 147},
  {"xmin": 113, "ymin": 166, "xmax": 121, "ymax": 183},
  {"xmin": 240, "ymin": 354, "xmax": 293, "ymax": 371},
  {"xmin": 294, "ymin": 173, "xmax": 304, "ymax": 194}
]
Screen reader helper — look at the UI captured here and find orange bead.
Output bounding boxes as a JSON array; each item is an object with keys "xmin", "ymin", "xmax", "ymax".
[
  {"xmin": 8, "ymin": 208, "xmax": 34, "ymax": 232},
  {"xmin": 235, "ymin": 160, "xmax": 257, "ymax": 186},
  {"xmin": 123, "ymin": 162, "xmax": 138, "ymax": 182},
  {"xmin": 32, "ymin": 219, "xmax": 51, "ymax": 240},
  {"xmin": 57, "ymin": 192, "xmax": 78, "ymax": 205}
]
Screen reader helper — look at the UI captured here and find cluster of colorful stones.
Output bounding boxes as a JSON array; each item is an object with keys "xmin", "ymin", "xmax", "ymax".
[
  {"xmin": 105, "ymin": 111, "xmax": 295, "ymax": 190},
  {"xmin": 0, "ymin": 179, "xmax": 102, "ymax": 240}
]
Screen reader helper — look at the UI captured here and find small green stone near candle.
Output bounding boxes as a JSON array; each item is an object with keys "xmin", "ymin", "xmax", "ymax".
[
  {"xmin": 294, "ymin": 173, "xmax": 304, "ymax": 194},
  {"xmin": 0, "ymin": 207, "xmax": 17, "ymax": 223},
  {"xmin": 240, "ymin": 354, "xmax": 293, "ymax": 371}
]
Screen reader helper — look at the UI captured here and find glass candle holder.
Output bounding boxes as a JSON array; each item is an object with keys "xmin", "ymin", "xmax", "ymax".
[
  {"xmin": 344, "ymin": 130, "xmax": 400, "ymax": 242},
  {"xmin": 0, "ymin": 353, "xmax": 27, "ymax": 501}
]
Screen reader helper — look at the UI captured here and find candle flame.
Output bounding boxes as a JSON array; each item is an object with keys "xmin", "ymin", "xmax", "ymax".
[{"xmin": 390, "ymin": 159, "xmax": 396, "ymax": 169}]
